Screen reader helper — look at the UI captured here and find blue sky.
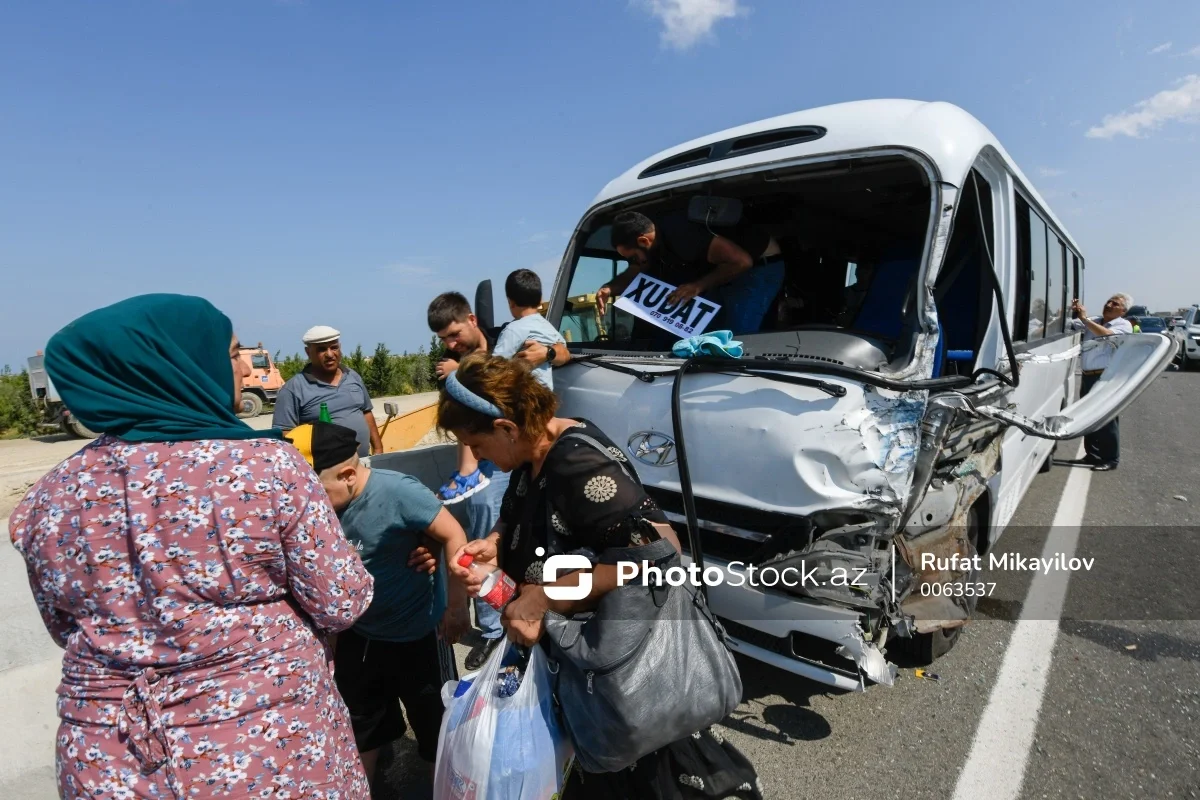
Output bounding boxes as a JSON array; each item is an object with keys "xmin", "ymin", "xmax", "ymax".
[{"xmin": 2, "ymin": 0, "xmax": 1198, "ymax": 367}]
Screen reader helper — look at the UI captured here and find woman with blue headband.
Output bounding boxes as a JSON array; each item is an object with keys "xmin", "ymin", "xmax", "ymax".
[
  {"xmin": 8, "ymin": 294, "xmax": 376, "ymax": 799},
  {"xmin": 437, "ymin": 352, "xmax": 762, "ymax": 800}
]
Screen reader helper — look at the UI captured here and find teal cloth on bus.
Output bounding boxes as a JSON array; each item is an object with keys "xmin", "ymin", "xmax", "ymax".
[
  {"xmin": 671, "ymin": 330, "xmax": 743, "ymax": 358},
  {"xmin": 44, "ymin": 293, "xmax": 282, "ymax": 443}
]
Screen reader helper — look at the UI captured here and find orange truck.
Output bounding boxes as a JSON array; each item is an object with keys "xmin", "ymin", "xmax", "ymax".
[{"xmin": 237, "ymin": 344, "xmax": 284, "ymax": 418}]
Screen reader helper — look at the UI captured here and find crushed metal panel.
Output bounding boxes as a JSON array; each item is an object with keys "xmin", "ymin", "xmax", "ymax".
[
  {"xmin": 839, "ymin": 388, "xmax": 927, "ymax": 504},
  {"xmin": 975, "ymin": 332, "xmax": 1175, "ymax": 439},
  {"xmin": 835, "ymin": 624, "xmax": 898, "ymax": 687},
  {"xmin": 894, "ymin": 435, "xmax": 999, "ymax": 633}
]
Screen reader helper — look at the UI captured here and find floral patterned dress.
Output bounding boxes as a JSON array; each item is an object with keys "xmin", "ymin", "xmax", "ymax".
[{"xmin": 8, "ymin": 436, "xmax": 376, "ymax": 800}]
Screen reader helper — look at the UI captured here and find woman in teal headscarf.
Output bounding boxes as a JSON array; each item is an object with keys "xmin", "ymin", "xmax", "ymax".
[
  {"xmin": 10, "ymin": 295, "xmax": 376, "ymax": 800},
  {"xmin": 44, "ymin": 293, "xmax": 274, "ymax": 442}
]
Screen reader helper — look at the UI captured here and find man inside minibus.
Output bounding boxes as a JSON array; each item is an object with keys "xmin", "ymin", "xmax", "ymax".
[{"xmin": 595, "ymin": 209, "xmax": 786, "ymax": 335}]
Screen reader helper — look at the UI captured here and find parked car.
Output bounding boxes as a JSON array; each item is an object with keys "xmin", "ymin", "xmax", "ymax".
[
  {"xmin": 1176, "ymin": 306, "xmax": 1200, "ymax": 370},
  {"xmin": 1136, "ymin": 316, "xmax": 1166, "ymax": 334}
]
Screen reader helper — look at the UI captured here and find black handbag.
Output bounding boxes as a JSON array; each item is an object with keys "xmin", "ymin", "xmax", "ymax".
[{"xmin": 538, "ymin": 430, "xmax": 743, "ymax": 774}]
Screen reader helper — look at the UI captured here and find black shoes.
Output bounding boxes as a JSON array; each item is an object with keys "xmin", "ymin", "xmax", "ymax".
[
  {"xmin": 1064, "ymin": 456, "xmax": 1118, "ymax": 471},
  {"xmin": 465, "ymin": 637, "xmax": 502, "ymax": 670}
]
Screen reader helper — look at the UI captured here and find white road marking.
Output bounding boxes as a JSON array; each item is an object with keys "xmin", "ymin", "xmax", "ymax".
[{"xmin": 952, "ymin": 445, "xmax": 1093, "ymax": 800}]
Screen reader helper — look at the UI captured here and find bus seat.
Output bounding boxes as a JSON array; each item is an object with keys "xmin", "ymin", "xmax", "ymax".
[
  {"xmin": 853, "ymin": 256, "xmax": 921, "ymax": 339},
  {"xmin": 933, "ymin": 241, "xmax": 984, "ymax": 369}
]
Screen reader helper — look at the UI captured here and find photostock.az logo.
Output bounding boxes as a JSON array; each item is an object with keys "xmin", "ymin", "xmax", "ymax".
[{"xmin": 540, "ymin": 547, "xmax": 594, "ymax": 601}]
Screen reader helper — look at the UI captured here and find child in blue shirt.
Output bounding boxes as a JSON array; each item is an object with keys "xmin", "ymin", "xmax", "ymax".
[{"xmin": 493, "ymin": 268, "xmax": 566, "ymax": 391}]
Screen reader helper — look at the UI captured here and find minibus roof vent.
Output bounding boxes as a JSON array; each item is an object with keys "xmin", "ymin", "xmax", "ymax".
[{"xmin": 638, "ymin": 126, "xmax": 827, "ymax": 180}]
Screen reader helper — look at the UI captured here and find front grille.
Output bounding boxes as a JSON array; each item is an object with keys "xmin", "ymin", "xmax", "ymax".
[
  {"xmin": 646, "ymin": 487, "xmax": 815, "ymax": 563},
  {"xmin": 720, "ymin": 617, "xmax": 794, "ymax": 658},
  {"xmin": 719, "ymin": 618, "xmax": 859, "ymax": 673},
  {"xmin": 646, "ymin": 487, "xmax": 803, "ymax": 534},
  {"xmin": 677, "ymin": 525, "xmax": 764, "ymax": 563}
]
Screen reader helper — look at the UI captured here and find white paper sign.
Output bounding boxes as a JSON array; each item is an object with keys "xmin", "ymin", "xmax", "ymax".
[{"xmin": 613, "ymin": 274, "xmax": 722, "ymax": 338}]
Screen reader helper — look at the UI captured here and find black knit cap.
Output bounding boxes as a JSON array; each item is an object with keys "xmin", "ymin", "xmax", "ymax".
[{"xmin": 285, "ymin": 421, "xmax": 361, "ymax": 472}]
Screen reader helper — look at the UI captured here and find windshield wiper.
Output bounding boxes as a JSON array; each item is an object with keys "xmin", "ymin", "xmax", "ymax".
[
  {"xmin": 734, "ymin": 367, "xmax": 846, "ymax": 397},
  {"xmin": 568, "ymin": 353, "xmax": 659, "ymax": 383}
]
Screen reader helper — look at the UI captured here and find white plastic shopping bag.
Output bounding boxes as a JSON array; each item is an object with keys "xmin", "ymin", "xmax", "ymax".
[{"xmin": 434, "ymin": 641, "xmax": 574, "ymax": 800}]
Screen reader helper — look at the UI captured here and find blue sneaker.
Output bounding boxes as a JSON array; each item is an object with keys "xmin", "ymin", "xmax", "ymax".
[{"xmin": 439, "ymin": 469, "xmax": 490, "ymax": 505}]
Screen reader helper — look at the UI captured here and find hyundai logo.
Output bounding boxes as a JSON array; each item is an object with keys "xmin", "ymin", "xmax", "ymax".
[{"xmin": 628, "ymin": 431, "xmax": 676, "ymax": 467}]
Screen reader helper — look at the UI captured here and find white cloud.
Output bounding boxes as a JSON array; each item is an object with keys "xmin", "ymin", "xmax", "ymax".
[
  {"xmin": 1185, "ymin": 45, "xmax": 1200, "ymax": 58},
  {"xmin": 636, "ymin": 0, "xmax": 747, "ymax": 50},
  {"xmin": 1038, "ymin": 167, "xmax": 1067, "ymax": 178},
  {"xmin": 1086, "ymin": 74, "xmax": 1200, "ymax": 138},
  {"xmin": 1149, "ymin": 42, "xmax": 1172, "ymax": 55}
]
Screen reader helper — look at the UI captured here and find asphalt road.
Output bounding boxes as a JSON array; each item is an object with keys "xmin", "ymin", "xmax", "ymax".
[{"xmin": 2, "ymin": 377, "xmax": 1197, "ymax": 799}]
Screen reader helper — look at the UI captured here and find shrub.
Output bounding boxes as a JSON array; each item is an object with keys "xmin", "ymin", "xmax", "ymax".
[
  {"xmin": 344, "ymin": 345, "xmax": 367, "ymax": 377},
  {"xmin": 274, "ymin": 351, "xmax": 307, "ymax": 383},
  {"xmin": 0, "ymin": 367, "xmax": 43, "ymax": 437},
  {"xmin": 271, "ymin": 344, "xmax": 440, "ymax": 399}
]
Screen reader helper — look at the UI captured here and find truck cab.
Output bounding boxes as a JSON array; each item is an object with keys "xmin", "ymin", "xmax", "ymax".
[{"xmin": 237, "ymin": 345, "xmax": 284, "ymax": 418}]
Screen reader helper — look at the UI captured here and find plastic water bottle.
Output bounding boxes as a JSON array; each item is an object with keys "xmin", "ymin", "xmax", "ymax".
[
  {"xmin": 457, "ymin": 554, "xmax": 517, "ymax": 611},
  {"xmin": 319, "ymin": 402, "xmax": 332, "ymax": 423}
]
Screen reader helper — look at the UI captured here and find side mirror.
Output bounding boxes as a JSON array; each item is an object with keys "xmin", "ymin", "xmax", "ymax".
[
  {"xmin": 475, "ymin": 280, "xmax": 496, "ymax": 334},
  {"xmin": 384, "ymin": 402, "xmax": 399, "ymax": 417}
]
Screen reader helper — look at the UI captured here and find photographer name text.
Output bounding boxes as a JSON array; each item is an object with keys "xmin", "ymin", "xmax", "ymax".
[{"xmin": 921, "ymin": 552, "xmax": 1095, "ymax": 575}]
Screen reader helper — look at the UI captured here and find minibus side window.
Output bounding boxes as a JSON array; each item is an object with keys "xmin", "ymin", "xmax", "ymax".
[
  {"xmin": 1046, "ymin": 237, "xmax": 1067, "ymax": 335},
  {"xmin": 1014, "ymin": 197, "xmax": 1031, "ymax": 342},
  {"xmin": 1027, "ymin": 208, "xmax": 1049, "ymax": 342},
  {"xmin": 1073, "ymin": 253, "xmax": 1082, "ymax": 309},
  {"xmin": 1065, "ymin": 248, "xmax": 1078, "ymax": 324}
]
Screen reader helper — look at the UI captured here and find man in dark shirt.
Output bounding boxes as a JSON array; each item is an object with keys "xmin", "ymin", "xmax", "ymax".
[{"xmin": 596, "ymin": 209, "xmax": 787, "ymax": 335}]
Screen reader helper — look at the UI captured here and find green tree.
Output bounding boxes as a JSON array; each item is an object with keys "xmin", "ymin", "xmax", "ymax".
[
  {"xmin": 363, "ymin": 342, "xmax": 394, "ymax": 396},
  {"xmin": 274, "ymin": 351, "xmax": 307, "ymax": 383},
  {"xmin": 426, "ymin": 335, "xmax": 446, "ymax": 386},
  {"xmin": 344, "ymin": 344, "xmax": 367, "ymax": 377},
  {"xmin": 410, "ymin": 348, "xmax": 434, "ymax": 393},
  {"xmin": 0, "ymin": 367, "xmax": 43, "ymax": 437}
]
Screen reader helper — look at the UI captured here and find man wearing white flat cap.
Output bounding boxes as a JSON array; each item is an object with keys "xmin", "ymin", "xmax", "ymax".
[{"xmin": 272, "ymin": 325, "xmax": 383, "ymax": 456}]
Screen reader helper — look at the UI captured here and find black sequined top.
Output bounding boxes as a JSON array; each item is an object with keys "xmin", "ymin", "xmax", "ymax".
[{"xmin": 497, "ymin": 419, "xmax": 668, "ymax": 585}]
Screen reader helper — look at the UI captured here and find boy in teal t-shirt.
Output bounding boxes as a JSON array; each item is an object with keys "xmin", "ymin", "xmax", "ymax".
[{"xmin": 288, "ymin": 421, "xmax": 472, "ymax": 788}]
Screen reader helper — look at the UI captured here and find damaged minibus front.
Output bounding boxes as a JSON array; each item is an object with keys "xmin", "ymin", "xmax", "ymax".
[{"xmin": 525, "ymin": 100, "xmax": 1174, "ymax": 690}]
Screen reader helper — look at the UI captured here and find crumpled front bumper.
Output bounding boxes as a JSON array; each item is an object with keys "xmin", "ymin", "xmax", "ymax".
[{"xmin": 682, "ymin": 554, "xmax": 897, "ymax": 691}]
